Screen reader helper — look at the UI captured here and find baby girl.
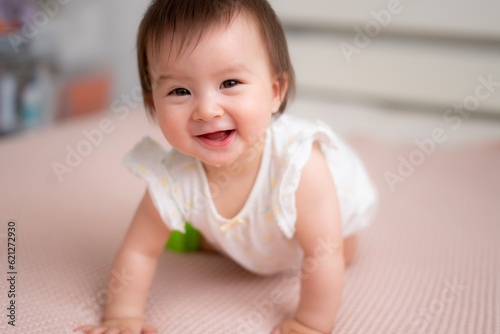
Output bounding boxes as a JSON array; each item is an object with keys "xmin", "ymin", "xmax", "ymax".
[{"xmin": 75, "ymin": 0, "xmax": 377, "ymax": 333}]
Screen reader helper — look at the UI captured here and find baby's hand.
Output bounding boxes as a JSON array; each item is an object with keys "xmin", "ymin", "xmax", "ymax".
[
  {"xmin": 271, "ymin": 319, "xmax": 328, "ymax": 334},
  {"xmin": 74, "ymin": 317, "xmax": 157, "ymax": 334}
]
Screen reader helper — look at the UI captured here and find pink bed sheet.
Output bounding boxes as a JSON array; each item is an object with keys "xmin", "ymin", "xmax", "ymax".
[{"xmin": 0, "ymin": 110, "xmax": 499, "ymax": 334}]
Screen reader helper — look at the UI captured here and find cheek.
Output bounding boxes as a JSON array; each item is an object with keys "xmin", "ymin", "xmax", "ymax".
[
  {"xmin": 155, "ymin": 101, "xmax": 185, "ymax": 125},
  {"xmin": 156, "ymin": 110, "xmax": 184, "ymax": 141},
  {"xmin": 240, "ymin": 85, "xmax": 273, "ymax": 111},
  {"xmin": 234, "ymin": 93, "xmax": 273, "ymax": 135}
]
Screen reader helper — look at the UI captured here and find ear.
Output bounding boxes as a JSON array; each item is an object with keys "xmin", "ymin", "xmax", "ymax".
[{"xmin": 271, "ymin": 73, "xmax": 289, "ymax": 114}]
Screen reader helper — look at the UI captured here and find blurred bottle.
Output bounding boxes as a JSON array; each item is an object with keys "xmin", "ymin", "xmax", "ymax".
[
  {"xmin": 38, "ymin": 63, "xmax": 56, "ymax": 125},
  {"xmin": 21, "ymin": 74, "xmax": 41, "ymax": 128},
  {"xmin": 0, "ymin": 71, "xmax": 18, "ymax": 134}
]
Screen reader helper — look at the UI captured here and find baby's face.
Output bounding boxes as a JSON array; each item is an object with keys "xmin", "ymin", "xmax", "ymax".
[{"xmin": 148, "ymin": 14, "xmax": 283, "ymax": 169}]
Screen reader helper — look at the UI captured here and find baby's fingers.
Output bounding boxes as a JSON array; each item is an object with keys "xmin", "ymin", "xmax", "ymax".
[
  {"xmin": 72, "ymin": 325, "xmax": 107, "ymax": 334},
  {"xmin": 103, "ymin": 328, "xmax": 121, "ymax": 334},
  {"xmin": 141, "ymin": 325, "xmax": 158, "ymax": 334},
  {"xmin": 73, "ymin": 325, "xmax": 98, "ymax": 333},
  {"xmin": 88, "ymin": 326, "xmax": 109, "ymax": 334},
  {"xmin": 73, "ymin": 326, "xmax": 129, "ymax": 334}
]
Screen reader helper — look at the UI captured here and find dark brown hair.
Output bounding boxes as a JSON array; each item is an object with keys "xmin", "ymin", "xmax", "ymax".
[{"xmin": 137, "ymin": 0, "xmax": 295, "ymax": 118}]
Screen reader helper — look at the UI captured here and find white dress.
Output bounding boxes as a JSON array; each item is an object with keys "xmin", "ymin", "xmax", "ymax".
[{"xmin": 123, "ymin": 114, "xmax": 378, "ymax": 275}]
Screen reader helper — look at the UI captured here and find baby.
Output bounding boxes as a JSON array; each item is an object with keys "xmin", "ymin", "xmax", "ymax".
[{"xmin": 75, "ymin": 0, "xmax": 377, "ymax": 333}]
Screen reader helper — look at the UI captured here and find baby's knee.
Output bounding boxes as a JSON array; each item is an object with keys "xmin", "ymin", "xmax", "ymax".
[{"xmin": 200, "ymin": 236, "xmax": 218, "ymax": 253}]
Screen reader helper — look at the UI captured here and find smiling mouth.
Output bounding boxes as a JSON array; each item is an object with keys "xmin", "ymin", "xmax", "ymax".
[
  {"xmin": 199, "ymin": 130, "xmax": 233, "ymax": 141},
  {"xmin": 197, "ymin": 130, "xmax": 235, "ymax": 147}
]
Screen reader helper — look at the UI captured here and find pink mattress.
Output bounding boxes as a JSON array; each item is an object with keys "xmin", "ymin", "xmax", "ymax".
[{"xmin": 0, "ymin": 110, "xmax": 499, "ymax": 334}]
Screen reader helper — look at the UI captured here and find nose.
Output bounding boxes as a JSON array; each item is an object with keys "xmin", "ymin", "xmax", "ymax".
[{"xmin": 192, "ymin": 95, "xmax": 224, "ymax": 122}]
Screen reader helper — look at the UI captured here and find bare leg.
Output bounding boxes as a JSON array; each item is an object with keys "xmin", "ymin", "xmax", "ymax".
[{"xmin": 343, "ymin": 234, "xmax": 358, "ymax": 266}]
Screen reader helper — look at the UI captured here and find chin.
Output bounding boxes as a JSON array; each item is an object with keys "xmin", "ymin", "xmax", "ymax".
[
  {"xmin": 201, "ymin": 158, "xmax": 234, "ymax": 169},
  {"xmin": 199, "ymin": 153, "xmax": 241, "ymax": 170}
]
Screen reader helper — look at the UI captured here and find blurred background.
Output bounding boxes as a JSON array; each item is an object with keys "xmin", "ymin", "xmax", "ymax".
[{"xmin": 0, "ymin": 0, "xmax": 499, "ymax": 142}]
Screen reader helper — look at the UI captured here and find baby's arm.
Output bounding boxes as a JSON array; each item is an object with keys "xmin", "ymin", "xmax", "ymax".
[
  {"xmin": 75, "ymin": 190, "xmax": 171, "ymax": 334},
  {"xmin": 273, "ymin": 143, "xmax": 345, "ymax": 334}
]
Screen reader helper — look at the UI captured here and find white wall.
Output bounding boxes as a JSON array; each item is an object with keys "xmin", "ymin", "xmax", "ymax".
[
  {"xmin": 106, "ymin": 0, "xmax": 151, "ymax": 98},
  {"xmin": 52, "ymin": 1, "xmax": 150, "ymax": 99},
  {"xmin": 269, "ymin": 0, "xmax": 500, "ymax": 115},
  {"xmin": 269, "ymin": 0, "xmax": 500, "ymax": 40}
]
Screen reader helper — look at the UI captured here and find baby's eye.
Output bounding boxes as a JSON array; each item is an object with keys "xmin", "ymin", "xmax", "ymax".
[
  {"xmin": 169, "ymin": 88, "xmax": 190, "ymax": 96},
  {"xmin": 220, "ymin": 80, "xmax": 239, "ymax": 89}
]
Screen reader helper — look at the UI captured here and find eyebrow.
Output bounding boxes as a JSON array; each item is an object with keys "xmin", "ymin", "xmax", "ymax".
[
  {"xmin": 155, "ymin": 74, "xmax": 175, "ymax": 87},
  {"xmin": 154, "ymin": 62, "xmax": 252, "ymax": 87},
  {"xmin": 214, "ymin": 63, "xmax": 252, "ymax": 77}
]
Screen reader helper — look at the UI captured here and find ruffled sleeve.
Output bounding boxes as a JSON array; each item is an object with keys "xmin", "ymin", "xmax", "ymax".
[
  {"xmin": 273, "ymin": 118, "xmax": 338, "ymax": 239},
  {"xmin": 272, "ymin": 116, "xmax": 378, "ymax": 239},
  {"xmin": 122, "ymin": 136, "xmax": 187, "ymax": 232}
]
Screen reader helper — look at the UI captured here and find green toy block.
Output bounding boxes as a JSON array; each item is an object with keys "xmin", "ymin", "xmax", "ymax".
[{"xmin": 165, "ymin": 222, "xmax": 201, "ymax": 253}]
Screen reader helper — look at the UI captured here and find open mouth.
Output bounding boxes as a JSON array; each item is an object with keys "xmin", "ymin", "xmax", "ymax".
[
  {"xmin": 197, "ymin": 130, "xmax": 235, "ymax": 147},
  {"xmin": 199, "ymin": 130, "xmax": 233, "ymax": 141}
]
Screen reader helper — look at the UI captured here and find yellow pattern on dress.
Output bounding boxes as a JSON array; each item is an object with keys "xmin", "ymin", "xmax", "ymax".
[
  {"xmin": 270, "ymin": 177, "xmax": 277, "ymax": 189},
  {"xmin": 262, "ymin": 235, "xmax": 274, "ymax": 243},
  {"xmin": 263, "ymin": 211, "xmax": 274, "ymax": 221},
  {"xmin": 234, "ymin": 233, "xmax": 243, "ymax": 243},
  {"xmin": 161, "ymin": 177, "xmax": 168, "ymax": 187},
  {"xmin": 273, "ymin": 206, "xmax": 280, "ymax": 216},
  {"xmin": 184, "ymin": 162, "xmax": 196, "ymax": 170},
  {"xmin": 341, "ymin": 185, "xmax": 349, "ymax": 195},
  {"xmin": 220, "ymin": 218, "xmax": 245, "ymax": 232}
]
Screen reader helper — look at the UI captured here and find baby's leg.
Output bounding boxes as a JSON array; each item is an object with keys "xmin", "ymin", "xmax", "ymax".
[
  {"xmin": 200, "ymin": 236, "xmax": 218, "ymax": 253},
  {"xmin": 343, "ymin": 234, "xmax": 358, "ymax": 266}
]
